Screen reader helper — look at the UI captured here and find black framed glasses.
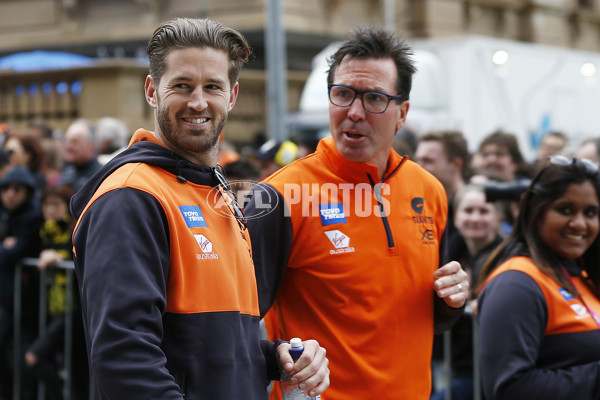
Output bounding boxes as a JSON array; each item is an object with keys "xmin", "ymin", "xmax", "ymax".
[
  {"xmin": 213, "ymin": 167, "xmax": 248, "ymax": 231},
  {"xmin": 327, "ymin": 84, "xmax": 403, "ymax": 114},
  {"xmin": 548, "ymin": 154, "xmax": 599, "ymax": 174}
]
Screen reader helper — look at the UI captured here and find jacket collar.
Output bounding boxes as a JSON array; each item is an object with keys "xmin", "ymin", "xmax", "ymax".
[
  {"xmin": 129, "ymin": 128, "xmax": 163, "ymax": 146},
  {"xmin": 317, "ymin": 136, "xmax": 406, "ymax": 184}
]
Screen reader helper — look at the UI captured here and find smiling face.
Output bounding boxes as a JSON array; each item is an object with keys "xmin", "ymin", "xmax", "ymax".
[
  {"xmin": 145, "ymin": 46, "xmax": 238, "ymax": 166},
  {"xmin": 538, "ymin": 181, "xmax": 600, "ymax": 260},
  {"xmin": 328, "ymin": 56, "xmax": 409, "ymax": 177},
  {"xmin": 454, "ymin": 189, "xmax": 499, "ymax": 245}
]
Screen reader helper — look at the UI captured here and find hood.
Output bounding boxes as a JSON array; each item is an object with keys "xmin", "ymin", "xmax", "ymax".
[
  {"xmin": 70, "ymin": 129, "xmax": 220, "ymax": 218},
  {"xmin": 0, "ymin": 166, "xmax": 36, "ymax": 191}
]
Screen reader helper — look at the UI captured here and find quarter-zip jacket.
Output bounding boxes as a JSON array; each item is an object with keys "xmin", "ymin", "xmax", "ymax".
[
  {"xmin": 479, "ymin": 256, "xmax": 600, "ymax": 399},
  {"xmin": 245, "ymin": 136, "xmax": 461, "ymax": 399},
  {"xmin": 71, "ymin": 129, "xmax": 279, "ymax": 400}
]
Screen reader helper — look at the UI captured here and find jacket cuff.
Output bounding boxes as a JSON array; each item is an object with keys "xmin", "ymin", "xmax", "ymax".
[{"xmin": 262, "ymin": 338, "xmax": 285, "ymax": 381}]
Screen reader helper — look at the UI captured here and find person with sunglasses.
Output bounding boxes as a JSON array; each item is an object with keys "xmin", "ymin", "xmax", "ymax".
[
  {"xmin": 69, "ymin": 18, "xmax": 329, "ymax": 400},
  {"xmin": 245, "ymin": 27, "xmax": 468, "ymax": 399},
  {"xmin": 477, "ymin": 155, "xmax": 600, "ymax": 399}
]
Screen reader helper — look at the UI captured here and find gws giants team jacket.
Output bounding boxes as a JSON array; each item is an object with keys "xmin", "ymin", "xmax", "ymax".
[
  {"xmin": 71, "ymin": 129, "xmax": 280, "ymax": 400},
  {"xmin": 478, "ymin": 256, "xmax": 600, "ymax": 399},
  {"xmin": 245, "ymin": 136, "xmax": 464, "ymax": 399}
]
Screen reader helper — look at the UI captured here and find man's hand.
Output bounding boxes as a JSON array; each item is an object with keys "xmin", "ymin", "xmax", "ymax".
[
  {"xmin": 277, "ymin": 339, "xmax": 329, "ymax": 397},
  {"xmin": 433, "ymin": 261, "xmax": 469, "ymax": 308}
]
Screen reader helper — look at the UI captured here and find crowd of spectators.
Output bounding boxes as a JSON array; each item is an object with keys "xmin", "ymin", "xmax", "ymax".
[
  {"xmin": 411, "ymin": 128, "xmax": 600, "ymax": 400},
  {"xmin": 219, "ymin": 126, "xmax": 599, "ymax": 400},
  {"xmin": 0, "ymin": 117, "xmax": 130, "ymax": 400},
  {"xmin": 0, "ymin": 114, "xmax": 598, "ymax": 400}
]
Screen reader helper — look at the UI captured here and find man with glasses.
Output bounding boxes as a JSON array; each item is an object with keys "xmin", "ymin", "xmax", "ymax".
[
  {"xmin": 471, "ymin": 130, "xmax": 534, "ymax": 235},
  {"xmin": 70, "ymin": 18, "xmax": 329, "ymax": 400},
  {"xmin": 245, "ymin": 27, "xmax": 468, "ymax": 399}
]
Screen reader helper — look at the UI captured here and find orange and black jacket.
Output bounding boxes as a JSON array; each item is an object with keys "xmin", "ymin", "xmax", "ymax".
[
  {"xmin": 479, "ymin": 256, "xmax": 600, "ymax": 399},
  {"xmin": 245, "ymin": 136, "xmax": 463, "ymax": 399},
  {"xmin": 71, "ymin": 129, "xmax": 280, "ymax": 400}
]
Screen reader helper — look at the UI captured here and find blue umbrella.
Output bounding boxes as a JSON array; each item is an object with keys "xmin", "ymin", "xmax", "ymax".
[{"xmin": 0, "ymin": 50, "xmax": 95, "ymax": 72}]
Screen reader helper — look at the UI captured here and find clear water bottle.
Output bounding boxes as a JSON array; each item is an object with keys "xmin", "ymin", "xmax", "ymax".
[{"xmin": 280, "ymin": 338, "xmax": 321, "ymax": 400}]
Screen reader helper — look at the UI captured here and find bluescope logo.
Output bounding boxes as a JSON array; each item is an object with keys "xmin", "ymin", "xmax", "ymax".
[
  {"xmin": 319, "ymin": 203, "xmax": 347, "ymax": 226},
  {"xmin": 194, "ymin": 234, "xmax": 219, "ymax": 260},
  {"xmin": 179, "ymin": 206, "xmax": 208, "ymax": 228},
  {"xmin": 410, "ymin": 197, "xmax": 435, "ymax": 245}
]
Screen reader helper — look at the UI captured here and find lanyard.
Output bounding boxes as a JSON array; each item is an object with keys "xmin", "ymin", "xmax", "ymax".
[{"xmin": 561, "ymin": 264, "xmax": 600, "ymax": 329}]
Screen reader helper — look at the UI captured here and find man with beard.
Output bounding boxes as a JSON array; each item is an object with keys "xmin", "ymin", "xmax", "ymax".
[{"xmin": 70, "ymin": 18, "xmax": 329, "ymax": 400}]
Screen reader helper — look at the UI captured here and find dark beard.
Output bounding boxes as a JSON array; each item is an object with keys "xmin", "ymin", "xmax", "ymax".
[{"xmin": 156, "ymin": 102, "xmax": 226, "ymax": 154}]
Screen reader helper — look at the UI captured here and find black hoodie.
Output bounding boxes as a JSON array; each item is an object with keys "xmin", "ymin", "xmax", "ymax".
[{"xmin": 71, "ymin": 129, "xmax": 279, "ymax": 400}]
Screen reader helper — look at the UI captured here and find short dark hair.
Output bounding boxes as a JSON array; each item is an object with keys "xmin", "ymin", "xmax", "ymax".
[
  {"xmin": 545, "ymin": 131, "xmax": 567, "ymax": 141},
  {"xmin": 479, "ymin": 129, "xmax": 532, "ymax": 178},
  {"xmin": 41, "ymin": 184, "xmax": 76, "ymax": 231},
  {"xmin": 41, "ymin": 184, "xmax": 75, "ymax": 206},
  {"xmin": 147, "ymin": 18, "xmax": 251, "ymax": 88},
  {"xmin": 479, "ymin": 130, "xmax": 522, "ymax": 163},
  {"xmin": 224, "ymin": 157, "xmax": 260, "ymax": 181},
  {"xmin": 326, "ymin": 27, "xmax": 416, "ymax": 101},
  {"xmin": 479, "ymin": 159, "xmax": 600, "ymax": 294},
  {"xmin": 419, "ymin": 130, "xmax": 471, "ymax": 179}
]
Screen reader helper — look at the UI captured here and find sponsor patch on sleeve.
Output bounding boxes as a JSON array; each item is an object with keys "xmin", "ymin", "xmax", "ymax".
[
  {"xmin": 179, "ymin": 205, "xmax": 208, "ymax": 228},
  {"xmin": 319, "ymin": 203, "xmax": 347, "ymax": 225},
  {"xmin": 559, "ymin": 287, "xmax": 575, "ymax": 301}
]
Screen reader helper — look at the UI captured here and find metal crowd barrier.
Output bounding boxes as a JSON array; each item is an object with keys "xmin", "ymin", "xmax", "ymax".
[
  {"xmin": 13, "ymin": 257, "xmax": 75, "ymax": 400},
  {"xmin": 441, "ymin": 310, "xmax": 481, "ymax": 400}
]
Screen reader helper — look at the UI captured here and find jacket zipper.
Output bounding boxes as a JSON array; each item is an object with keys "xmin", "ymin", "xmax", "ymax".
[
  {"xmin": 368, "ymin": 173, "xmax": 394, "ymax": 248},
  {"xmin": 367, "ymin": 156, "xmax": 408, "ymax": 249}
]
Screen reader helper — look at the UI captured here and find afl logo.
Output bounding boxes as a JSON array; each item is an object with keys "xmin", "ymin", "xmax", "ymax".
[
  {"xmin": 207, "ymin": 181, "xmax": 279, "ymax": 221},
  {"xmin": 411, "ymin": 197, "xmax": 424, "ymax": 214}
]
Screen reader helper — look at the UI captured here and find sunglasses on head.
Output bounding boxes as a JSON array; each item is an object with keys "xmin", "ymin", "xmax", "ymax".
[{"xmin": 547, "ymin": 154, "xmax": 599, "ymax": 174}]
